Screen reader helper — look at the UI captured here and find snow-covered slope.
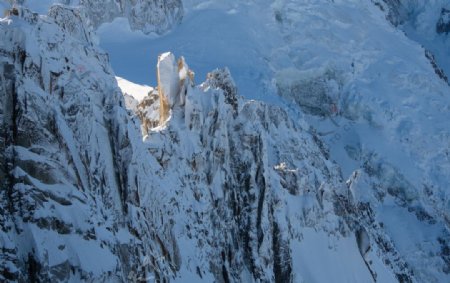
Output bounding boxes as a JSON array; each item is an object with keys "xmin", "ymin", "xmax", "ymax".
[
  {"xmin": 109, "ymin": 1, "xmax": 450, "ymax": 281},
  {"xmin": 270, "ymin": 2, "xmax": 450, "ymax": 281},
  {"xmin": 0, "ymin": 5, "xmax": 175, "ymax": 281},
  {"xmin": 129, "ymin": 53, "xmax": 403, "ymax": 283},
  {"xmin": 116, "ymin": 76, "xmax": 153, "ymax": 113},
  {"xmin": 116, "ymin": 76, "xmax": 153, "ymax": 102},
  {"xmin": 1, "ymin": 0, "xmax": 450, "ymax": 282},
  {"xmin": 0, "ymin": 6, "xmax": 386, "ymax": 282},
  {"xmin": 2, "ymin": 0, "xmax": 183, "ymax": 34},
  {"xmin": 374, "ymin": 0, "xmax": 450, "ymax": 84}
]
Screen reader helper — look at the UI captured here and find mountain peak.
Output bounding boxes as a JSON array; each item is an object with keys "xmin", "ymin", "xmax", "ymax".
[{"xmin": 1, "ymin": 1, "xmax": 450, "ymax": 282}]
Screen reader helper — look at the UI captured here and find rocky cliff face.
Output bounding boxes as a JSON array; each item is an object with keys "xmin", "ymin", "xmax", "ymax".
[
  {"xmin": 0, "ymin": 6, "xmax": 175, "ymax": 281},
  {"xmin": 371, "ymin": 0, "xmax": 408, "ymax": 27},
  {"xmin": 270, "ymin": 2, "xmax": 450, "ymax": 281},
  {"xmin": 0, "ymin": 5, "xmax": 397, "ymax": 282},
  {"xmin": 10, "ymin": 0, "xmax": 184, "ymax": 34},
  {"xmin": 125, "ymin": 51, "xmax": 450, "ymax": 282},
  {"xmin": 134, "ymin": 55, "xmax": 380, "ymax": 282},
  {"xmin": 78, "ymin": 0, "xmax": 183, "ymax": 34}
]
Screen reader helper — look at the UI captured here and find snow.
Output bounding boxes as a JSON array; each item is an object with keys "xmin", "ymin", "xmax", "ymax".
[
  {"xmin": 378, "ymin": 202, "xmax": 448, "ymax": 282},
  {"xmin": 98, "ymin": 0, "xmax": 450, "ymax": 215},
  {"xmin": 396, "ymin": 0, "xmax": 450, "ymax": 80},
  {"xmin": 0, "ymin": 5, "xmax": 174, "ymax": 281},
  {"xmin": 157, "ymin": 51, "xmax": 180, "ymax": 107},
  {"xmin": 97, "ymin": 1, "xmax": 282, "ymax": 102},
  {"xmin": 291, "ymin": 230, "xmax": 378, "ymax": 283},
  {"xmin": 2, "ymin": 0, "xmax": 450, "ymax": 282},
  {"xmin": 116, "ymin": 76, "xmax": 153, "ymax": 102},
  {"xmin": 103, "ymin": 1, "xmax": 450, "ymax": 280},
  {"xmin": 9, "ymin": 0, "xmax": 58, "ymax": 14},
  {"xmin": 0, "ymin": 1, "xmax": 8, "ymax": 16}
]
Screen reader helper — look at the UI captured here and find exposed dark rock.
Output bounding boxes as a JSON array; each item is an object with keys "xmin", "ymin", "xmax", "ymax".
[
  {"xmin": 206, "ymin": 68, "xmax": 239, "ymax": 115},
  {"xmin": 436, "ymin": 8, "xmax": 450, "ymax": 35},
  {"xmin": 425, "ymin": 49, "xmax": 449, "ymax": 85}
]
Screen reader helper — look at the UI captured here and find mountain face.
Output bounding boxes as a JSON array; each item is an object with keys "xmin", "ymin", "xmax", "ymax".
[
  {"xmin": 373, "ymin": 0, "xmax": 450, "ymax": 83},
  {"xmin": 1, "ymin": 1, "xmax": 450, "ymax": 283},
  {"xmin": 76, "ymin": 0, "xmax": 183, "ymax": 34},
  {"xmin": 0, "ymin": 6, "xmax": 175, "ymax": 281},
  {"xmin": 10, "ymin": 0, "xmax": 183, "ymax": 34}
]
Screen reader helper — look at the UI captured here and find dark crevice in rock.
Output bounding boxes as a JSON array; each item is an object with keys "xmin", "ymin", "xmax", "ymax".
[
  {"xmin": 272, "ymin": 220, "xmax": 292, "ymax": 283},
  {"xmin": 27, "ymin": 253, "xmax": 42, "ymax": 283},
  {"xmin": 438, "ymin": 237, "xmax": 450, "ymax": 274},
  {"xmin": 2, "ymin": 63, "xmax": 18, "ymax": 213},
  {"xmin": 425, "ymin": 49, "xmax": 449, "ymax": 85},
  {"xmin": 221, "ymin": 264, "xmax": 230, "ymax": 283},
  {"xmin": 106, "ymin": 120, "xmax": 128, "ymax": 214},
  {"xmin": 255, "ymin": 136, "xmax": 266, "ymax": 249}
]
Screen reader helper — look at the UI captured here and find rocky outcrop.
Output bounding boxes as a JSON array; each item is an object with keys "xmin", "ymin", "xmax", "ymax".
[
  {"xmin": 425, "ymin": 49, "xmax": 449, "ymax": 84},
  {"xmin": 128, "ymin": 53, "xmax": 446, "ymax": 282},
  {"xmin": 436, "ymin": 8, "xmax": 450, "ymax": 34},
  {"xmin": 17, "ymin": 0, "xmax": 184, "ymax": 34},
  {"xmin": 80, "ymin": 0, "xmax": 183, "ymax": 34},
  {"xmin": 140, "ymin": 63, "xmax": 344, "ymax": 281},
  {"xmin": 371, "ymin": 0, "xmax": 408, "ymax": 26},
  {"xmin": 0, "ymin": 6, "xmax": 175, "ymax": 281},
  {"xmin": 275, "ymin": 67, "xmax": 341, "ymax": 117},
  {"xmin": 371, "ymin": 1, "xmax": 450, "ymax": 86},
  {"xmin": 136, "ymin": 91, "xmax": 161, "ymax": 135},
  {"xmin": 156, "ymin": 52, "xmax": 189, "ymax": 124}
]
